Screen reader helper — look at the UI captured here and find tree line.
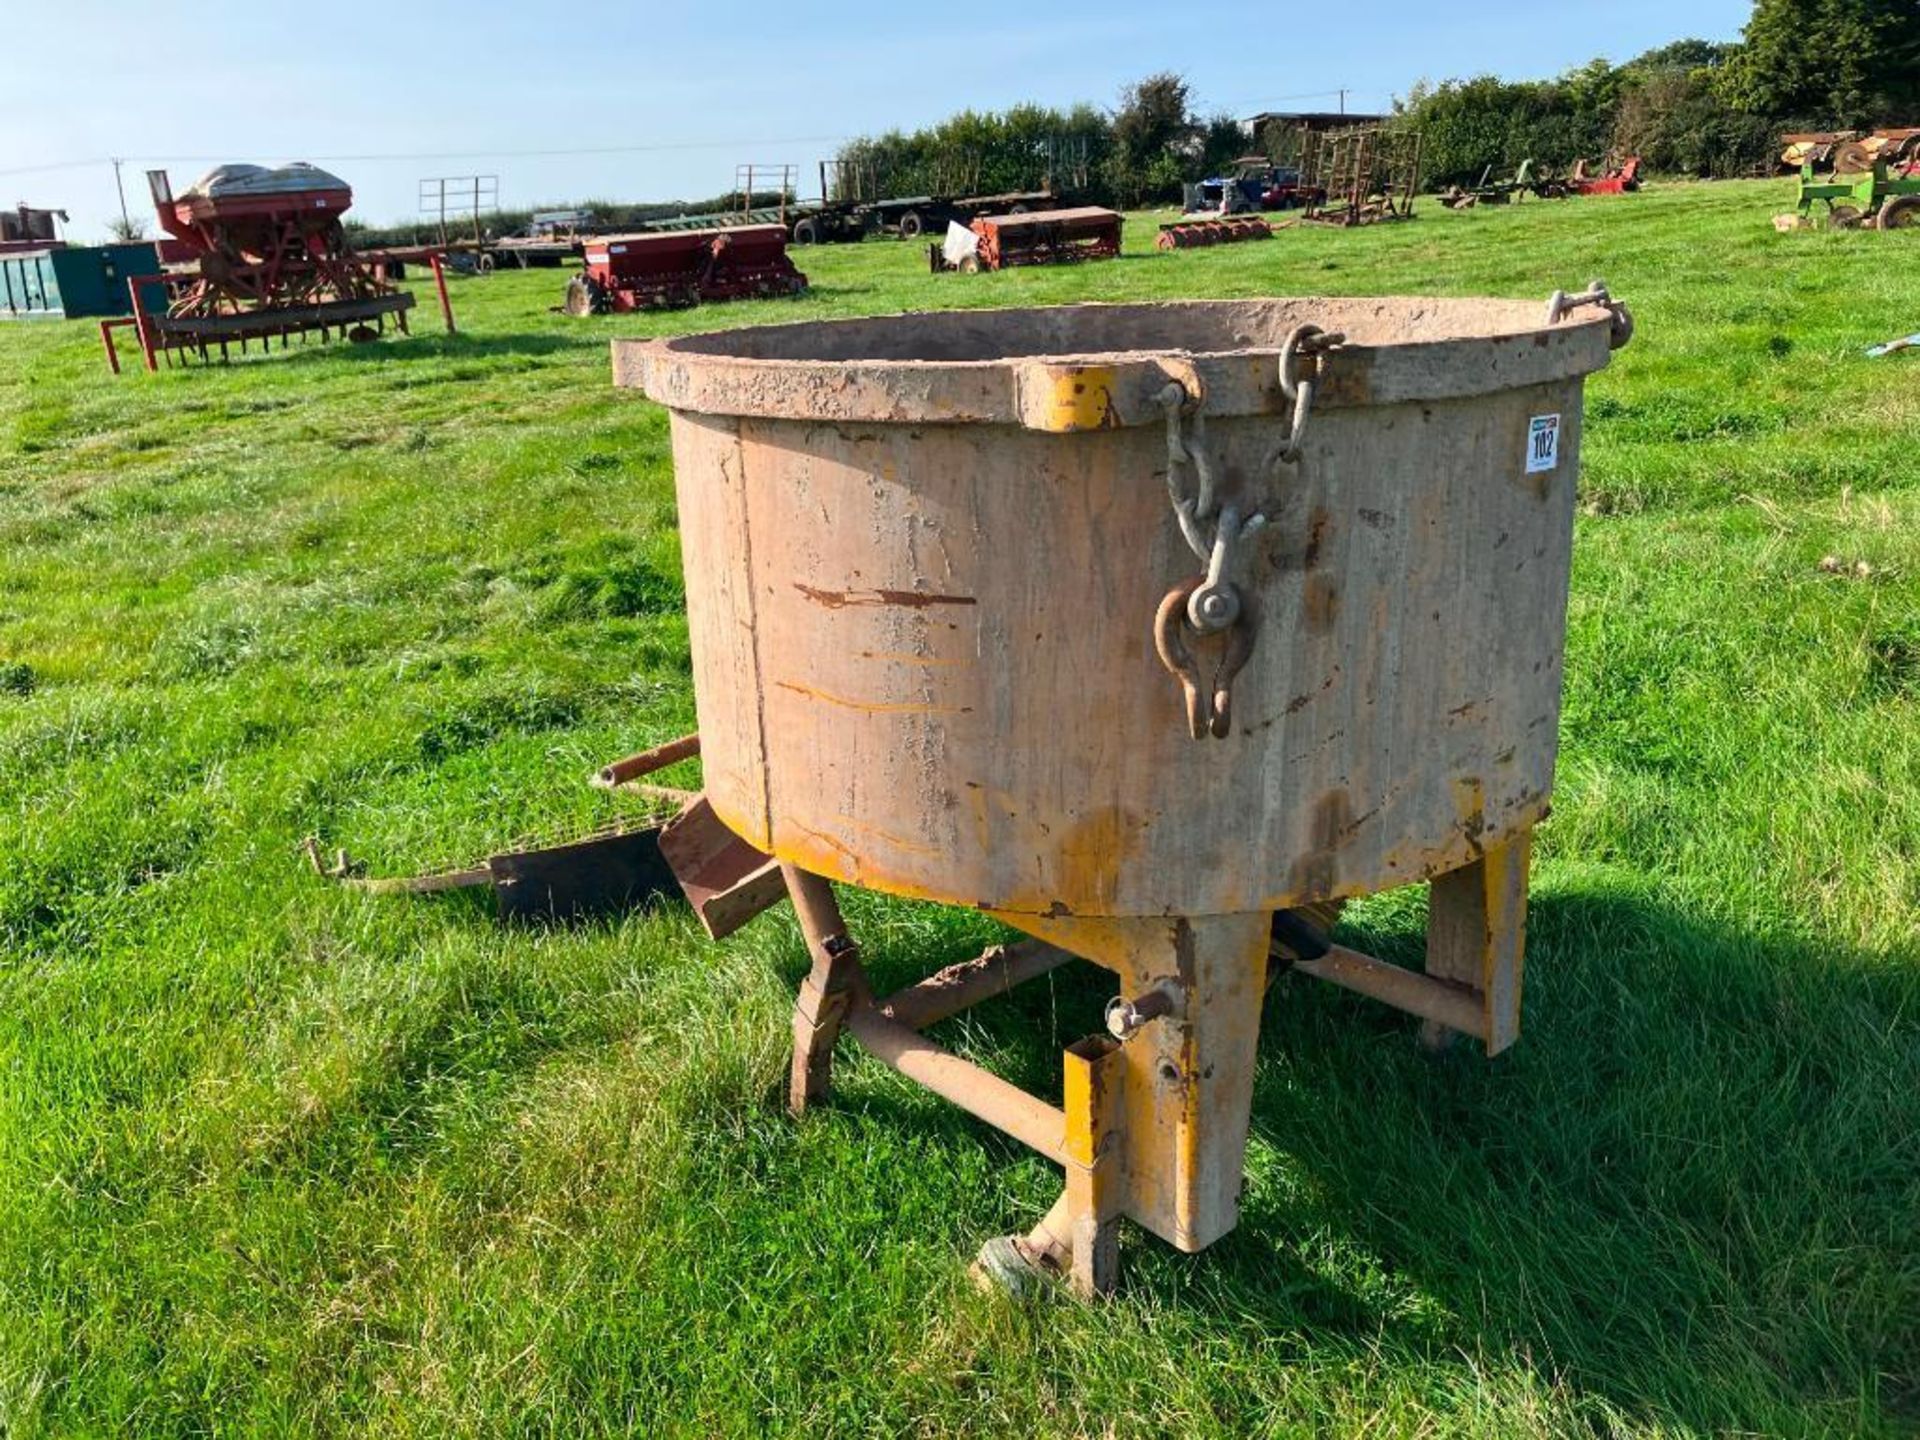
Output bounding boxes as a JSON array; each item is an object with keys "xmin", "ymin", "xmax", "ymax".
[{"xmin": 836, "ymin": 0, "xmax": 1920, "ymax": 199}]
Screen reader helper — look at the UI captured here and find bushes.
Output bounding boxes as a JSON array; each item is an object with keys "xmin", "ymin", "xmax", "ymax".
[
  {"xmin": 836, "ymin": 101, "xmax": 1111, "ymax": 204},
  {"xmin": 1402, "ymin": 9, "xmax": 1919, "ymax": 188},
  {"xmin": 836, "ymin": 73, "xmax": 1243, "ymax": 209},
  {"xmin": 1397, "ymin": 47, "xmax": 1780, "ymax": 187},
  {"xmin": 1722, "ymin": 0, "xmax": 1920, "ymax": 125}
]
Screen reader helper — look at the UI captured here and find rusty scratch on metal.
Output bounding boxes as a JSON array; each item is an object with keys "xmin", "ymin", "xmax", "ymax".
[
  {"xmin": 773, "ymin": 679, "xmax": 970, "ymax": 716},
  {"xmin": 795, "ymin": 583, "xmax": 978, "ymax": 610}
]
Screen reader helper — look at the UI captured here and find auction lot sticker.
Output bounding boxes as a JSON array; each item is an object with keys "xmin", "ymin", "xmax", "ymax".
[{"xmin": 1527, "ymin": 413, "xmax": 1561, "ymax": 474}]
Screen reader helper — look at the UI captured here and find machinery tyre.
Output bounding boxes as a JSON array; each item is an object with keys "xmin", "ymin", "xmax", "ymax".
[
  {"xmin": 957, "ymin": 254, "xmax": 981, "ymax": 274},
  {"xmin": 1832, "ymin": 140, "xmax": 1874, "ymax": 175},
  {"xmin": 898, "ymin": 210, "xmax": 925, "ymax": 239},
  {"xmin": 1876, "ymin": 195, "xmax": 1920, "ymax": 230},
  {"xmin": 1828, "ymin": 203, "xmax": 1864, "ymax": 230},
  {"xmin": 791, "ymin": 217, "xmax": 820, "ymax": 245},
  {"xmin": 476, "ymin": 252, "xmax": 495, "ymax": 275},
  {"xmin": 346, "ymin": 325, "xmax": 379, "ymax": 344},
  {"xmin": 1008, "ymin": 202, "xmax": 1030, "ymax": 214}
]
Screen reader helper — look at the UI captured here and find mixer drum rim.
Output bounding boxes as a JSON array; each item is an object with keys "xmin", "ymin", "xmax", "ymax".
[{"xmin": 619, "ymin": 296, "xmax": 1617, "ymax": 431}]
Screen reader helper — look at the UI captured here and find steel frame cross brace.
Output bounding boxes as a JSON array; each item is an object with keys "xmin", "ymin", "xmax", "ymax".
[
  {"xmin": 776, "ymin": 834, "xmax": 1531, "ymax": 1297},
  {"xmin": 1279, "ymin": 830, "xmax": 1531, "ymax": 1055},
  {"xmin": 783, "ymin": 865, "xmax": 1285, "ymax": 1295},
  {"xmin": 781, "ymin": 865, "xmax": 1128, "ymax": 1294}
]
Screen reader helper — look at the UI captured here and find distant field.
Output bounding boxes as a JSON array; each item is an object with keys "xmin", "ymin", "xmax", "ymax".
[{"xmin": 0, "ymin": 179, "xmax": 1915, "ymax": 1437}]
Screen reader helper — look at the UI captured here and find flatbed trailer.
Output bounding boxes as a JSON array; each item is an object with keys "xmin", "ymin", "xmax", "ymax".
[
  {"xmin": 864, "ymin": 189, "xmax": 1062, "ymax": 239},
  {"xmin": 486, "ymin": 234, "xmax": 586, "ymax": 268},
  {"xmin": 633, "ymin": 202, "xmax": 865, "ymax": 247}
]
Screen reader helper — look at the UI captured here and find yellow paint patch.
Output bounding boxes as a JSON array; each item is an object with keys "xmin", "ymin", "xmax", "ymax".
[{"xmin": 1038, "ymin": 367, "xmax": 1120, "ymax": 432}]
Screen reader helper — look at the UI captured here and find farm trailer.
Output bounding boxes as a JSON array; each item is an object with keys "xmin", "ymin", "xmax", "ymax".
[{"xmin": 636, "ymin": 166, "xmax": 871, "ymax": 248}]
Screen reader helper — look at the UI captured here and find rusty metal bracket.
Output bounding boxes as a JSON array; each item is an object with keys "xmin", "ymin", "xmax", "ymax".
[
  {"xmin": 592, "ymin": 732, "xmax": 702, "ymax": 806},
  {"xmin": 659, "ymin": 796, "xmax": 786, "ymax": 939},
  {"xmin": 302, "ymin": 821, "xmax": 683, "ymax": 922}
]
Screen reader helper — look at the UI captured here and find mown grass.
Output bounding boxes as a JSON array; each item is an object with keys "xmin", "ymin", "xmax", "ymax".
[{"xmin": 0, "ymin": 178, "xmax": 1915, "ymax": 1437}]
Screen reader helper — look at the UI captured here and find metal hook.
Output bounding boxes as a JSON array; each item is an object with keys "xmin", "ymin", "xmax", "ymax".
[{"xmin": 1154, "ymin": 577, "xmax": 1257, "ymax": 740}]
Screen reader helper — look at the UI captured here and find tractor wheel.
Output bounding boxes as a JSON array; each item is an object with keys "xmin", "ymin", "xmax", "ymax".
[
  {"xmin": 898, "ymin": 210, "xmax": 925, "ymax": 239},
  {"xmin": 791, "ymin": 217, "xmax": 819, "ymax": 245},
  {"xmin": 1876, "ymin": 195, "xmax": 1920, "ymax": 230},
  {"xmin": 563, "ymin": 275, "xmax": 604, "ymax": 317},
  {"xmin": 1828, "ymin": 203, "xmax": 1864, "ymax": 230},
  {"xmin": 475, "ymin": 252, "xmax": 495, "ymax": 275}
]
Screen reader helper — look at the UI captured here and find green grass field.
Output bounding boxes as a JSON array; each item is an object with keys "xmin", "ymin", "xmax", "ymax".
[{"xmin": 1, "ymin": 178, "xmax": 1915, "ymax": 1437}]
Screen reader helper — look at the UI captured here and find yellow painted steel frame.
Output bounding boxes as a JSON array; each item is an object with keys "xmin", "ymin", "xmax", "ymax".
[{"xmin": 777, "ymin": 827, "xmax": 1531, "ymax": 1296}]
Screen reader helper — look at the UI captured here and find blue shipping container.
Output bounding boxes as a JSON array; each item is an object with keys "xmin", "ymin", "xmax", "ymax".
[{"xmin": 0, "ymin": 243, "xmax": 164, "ymax": 320}]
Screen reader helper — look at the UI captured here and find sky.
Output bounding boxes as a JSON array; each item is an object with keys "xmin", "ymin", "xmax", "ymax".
[{"xmin": 1, "ymin": 0, "xmax": 1754, "ymax": 241}]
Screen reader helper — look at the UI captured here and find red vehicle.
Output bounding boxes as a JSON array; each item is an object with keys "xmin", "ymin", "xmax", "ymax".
[{"xmin": 566, "ymin": 225, "xmax": 808, "ymax": 313}]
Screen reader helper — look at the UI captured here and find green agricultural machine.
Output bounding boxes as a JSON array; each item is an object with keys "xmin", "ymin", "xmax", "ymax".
[{"xmin": 1782, "ymin": 138, "xmax": 1920, "ymax": 230}]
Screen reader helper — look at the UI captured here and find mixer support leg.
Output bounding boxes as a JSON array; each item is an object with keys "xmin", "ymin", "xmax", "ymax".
[
  {"xmin": 1061, "ymin": 1035, "xmax": 1123, "ymax": 1297},
  {"xmin": 784, "ymin": 865, "xmax": 865, "ymax": 1114},
  {"xmin": 974, "ymin": 1032, "xmax": 1122, "ymax": 1299},
  {"xmin": 988, "ymin": 910, "xmax": 1272, "ymax": 1256},
  {"xmin": 1422, "ymin": 828, "xmax": 1531, "ymax": 1055}
]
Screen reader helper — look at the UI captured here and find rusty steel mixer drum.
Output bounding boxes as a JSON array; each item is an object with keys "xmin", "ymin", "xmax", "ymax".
[
  {"xmin": 621, "ymin": 296, "xmax": 1623, "ymax": 919},
  {"xmin": 613, "ymin": 291, "xmax": 1631, "ymax": 1293}
]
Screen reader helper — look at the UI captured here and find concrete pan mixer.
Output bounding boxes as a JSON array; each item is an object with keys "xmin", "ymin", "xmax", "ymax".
[{"xmin": 611, "ymin": 285, "xmax": 1633, "ymax": 1295}]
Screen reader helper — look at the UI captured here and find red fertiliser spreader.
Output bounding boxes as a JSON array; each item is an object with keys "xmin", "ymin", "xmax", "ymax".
[
  {"xmin": 565, "ymin": 226, "xmax": 808, "ymax": 314},
  {"xmin": 101, "ymin": 164, "xmax": 454, "ymax": 373}
]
